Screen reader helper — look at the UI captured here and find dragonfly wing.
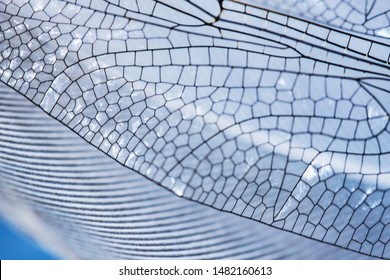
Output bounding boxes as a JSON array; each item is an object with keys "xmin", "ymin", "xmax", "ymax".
[
  {"xmin": 0, "ymin": 82, "xmax": 372, "ymax": 259},
  {"xmin": 0, "ymin": 0, "xmax": 389, "ymax": 258}
]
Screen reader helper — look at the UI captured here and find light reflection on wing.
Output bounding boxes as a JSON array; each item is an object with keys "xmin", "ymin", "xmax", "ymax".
[
  {"xmin": 0, "ymin": 0, "xmax": 389, "ymax": 258},
  {"xmin": 246, "ymin": 0, "xmax": 390, "ymax": 38}
]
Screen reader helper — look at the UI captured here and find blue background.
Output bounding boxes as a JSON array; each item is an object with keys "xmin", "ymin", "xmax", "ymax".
[{"xmin": 0, "ymin": 216, "xmax": 58, "ymax": 260}]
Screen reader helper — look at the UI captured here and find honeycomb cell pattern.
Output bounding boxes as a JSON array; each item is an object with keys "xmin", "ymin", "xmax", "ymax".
[
  {"xmin": 0, "ymin": 0, "xmax": 389, "ymax": 258},
  {"xmin": 0, "ymin": 83, "xmax": 370, "ymax": 259}
]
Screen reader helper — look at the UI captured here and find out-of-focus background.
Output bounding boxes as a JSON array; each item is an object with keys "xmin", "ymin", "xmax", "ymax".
[{"xmin": 0, "ymin": 216, "xmax": 58, "ymax": 260}]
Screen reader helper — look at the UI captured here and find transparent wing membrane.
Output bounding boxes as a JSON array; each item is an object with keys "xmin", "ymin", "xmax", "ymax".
[{"xmin": 0, "ymin": 0, "xmax": 389, "ymax": 258}]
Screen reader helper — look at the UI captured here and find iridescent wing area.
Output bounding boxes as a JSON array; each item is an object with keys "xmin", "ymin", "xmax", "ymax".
[{"xmin": 0, "ymin": 0, "xmax": 389, "ymax": 258}]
